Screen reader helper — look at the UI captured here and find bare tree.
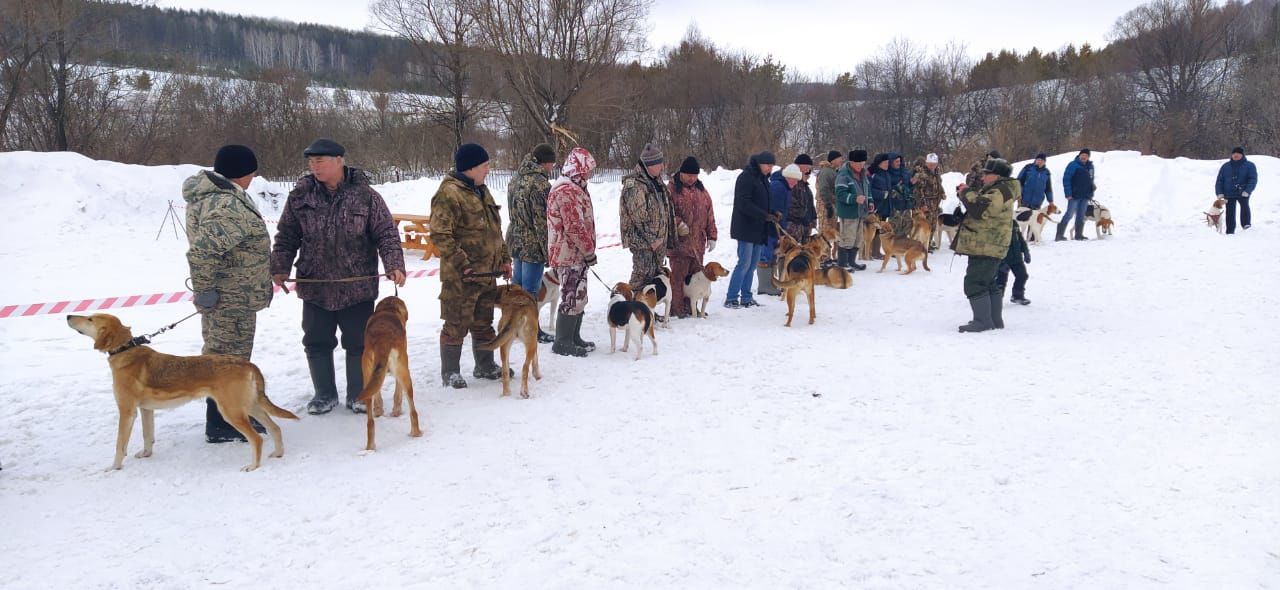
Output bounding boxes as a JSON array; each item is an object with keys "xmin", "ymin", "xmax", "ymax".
[{"xmin": 0, "ymin": 0, "xmax": 51, "ymax": 143}]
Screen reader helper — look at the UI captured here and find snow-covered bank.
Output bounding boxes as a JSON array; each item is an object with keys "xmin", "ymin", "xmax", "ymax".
[{"xmin": 0, "ymin": 150, "xmax": 1277, "ymax": 588}]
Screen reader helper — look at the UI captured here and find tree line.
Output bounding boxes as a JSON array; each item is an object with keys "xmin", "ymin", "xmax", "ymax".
[{"xmin": 1, "ymin": 0, "xmax": 1277, "ymax": 178}]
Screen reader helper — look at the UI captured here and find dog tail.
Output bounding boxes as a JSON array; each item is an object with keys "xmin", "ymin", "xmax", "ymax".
[
  {"xmin": 771, "ymin": 275, "xmax": 804, "ymax": 289},
  {"xmin": 356, "ymin": 360, "xmax": 389, "ymax": 405},
  {"xmin": 476, "ymin": 317, "xmax": 519, "ymax": 352},
  {"xmin": 254, "ymin": 366, "xmax": 299, "ymax": 420}
]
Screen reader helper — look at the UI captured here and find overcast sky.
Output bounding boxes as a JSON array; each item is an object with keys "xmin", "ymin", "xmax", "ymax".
[{"xmin": 158, "ymin": 0, "xmax": 1149, "ymax": 78}]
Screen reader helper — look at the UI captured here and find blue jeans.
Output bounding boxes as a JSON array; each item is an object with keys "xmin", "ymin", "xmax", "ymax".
[
  {"xmin": 512, "ymin": 258, "xmax": 544, "ymax": 298},
  {"xmin": 1063, "ymin": 198, "xmax": 1088, "ymax": 225},
  {"xmin": 727, "ymin": 240, "xmax": 765, "ymax": 302}
]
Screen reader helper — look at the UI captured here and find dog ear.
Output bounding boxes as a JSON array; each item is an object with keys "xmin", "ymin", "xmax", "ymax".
[{"xmin": 94, "ymin": 316, "xmax": 131, "ymax": 351}]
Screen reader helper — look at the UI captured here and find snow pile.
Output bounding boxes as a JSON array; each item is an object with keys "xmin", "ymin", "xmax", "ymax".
[{"xmin": 0, "ymin": 150, "xmax": 1277, "ymax": 588}]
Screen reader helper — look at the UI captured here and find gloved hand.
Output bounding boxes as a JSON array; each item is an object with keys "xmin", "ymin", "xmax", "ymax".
[
  {"xmin": 1023, "ymin": 250, "xmax": 1031, "ymax": 264},
  {"xmin": 1217, "ymin": 194, "xmax": 1225, "ymax": 200},
  {"xmin": 1242, "ymin": 192, "xmax": 1250, "ymax": 198},
  {"xmin": 193, "ymin": 290, "xmax": 219, "ymax": 311},
  {"xmin": 706, "ymin": 239, "xmax": 716, "ymax": 252},
  {"xmin": 584, "ymin": 253, "xmax": 598, "ymax": 267}
]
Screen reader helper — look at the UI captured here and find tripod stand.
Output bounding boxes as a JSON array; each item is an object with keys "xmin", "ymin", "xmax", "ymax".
[{"xmin": 156, "ymin": 200, "xmax": 187, "ymax": 241}]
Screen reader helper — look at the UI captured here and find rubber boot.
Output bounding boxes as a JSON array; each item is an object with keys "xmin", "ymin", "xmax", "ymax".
[
  {"xmin": 538, "ymin": 329, "xmax": 554, "ymax": 344},
  {"xmin": 756, "ymin": 264, "xmax": 780, "ymax": 296},
  {"xmin": 990, "ymin": 286, "xmax": 1005, "ymax": 330},
  {"xmin": 344, "ymin": 351, "xmax": 367, "ymax": 413},
  {"xmin": 572, "ymin": 313, "xmax": 596, "ymax": 352},
  {"xmin": 305, "ymin": 353, "xmax": 339, "ymax": 414},
  {"xmin": 1055, "ymin": 221, "xmax": 1068, "ymax": 242},
  {"xmin": 205, "ymin": 399, "xmax": 264, "ymax": 443},
  {"xmin": 834, "ymin": 247, "xmax": 848, "ymax": 269},
  {"xmin": 552, "ymin": 312, "xmax": 587, "ymax": 357},
  {"xmin": 440, "ymin": 343, "xmax": 466, "ymax": 389},
  {"xmin": 1074, "ymin": 221, "xmax": 1088, "ymax": 240},
  {"xmin": 848, "ymin": 248, "xmax": 866, "ymax": 271},
  {"xmin": 958, "ymin": 293, "xmax": 994, "ymax": 333}
]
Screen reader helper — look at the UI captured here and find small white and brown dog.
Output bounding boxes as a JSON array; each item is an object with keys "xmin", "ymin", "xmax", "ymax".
[
  {"xmin": 1204, "ymin": 197, "xmax": 1227, "ymax": 233},
  {"xmin": 640, "ymin": 269, "xmax": 673, "ymax": 327},
  {"xmin": 607, "ymin": 283, "xmax": 657, "ymax": 360},
  {"xmin": 1023, "ymin": 202, "xmax": 1060, "ymax": 244},
  {"xmin": 1087, "ymin": 200, "xmax": 1114, "ymax": 239},
  {"xmin": 535, "ymin": 269, "xmax": 560, "ymax": 341},
  {"xmin": 683, "ymin": 261, "xmax": 729, "ymax": 319}
]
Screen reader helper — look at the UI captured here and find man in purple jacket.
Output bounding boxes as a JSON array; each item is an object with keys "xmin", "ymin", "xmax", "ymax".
[{"xmin": 271, "ymin": 139, "xmax": 407, "ymax": 415}]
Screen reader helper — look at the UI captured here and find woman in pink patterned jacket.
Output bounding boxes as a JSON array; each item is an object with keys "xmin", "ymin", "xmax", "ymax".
[
  {"xmin": 546, "ymin": 147, "xmax": 598, "ymax": 357},
  {"xmin": 667, "ymin": 156, "xmax": 718, "ymax": 318}
]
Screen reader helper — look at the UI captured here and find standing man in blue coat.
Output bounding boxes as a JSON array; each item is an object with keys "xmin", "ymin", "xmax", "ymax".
[
  {"xmin": 1216, "ymin": 147, "xmax": 1258, "ymax": 234},
  {"xmin": 1056, "ymin": 148, "xmax": 1096, "ymax": 241},
  {"xmin": 725, "ymin": 152, "xmax": 779, "ymax": 309},
  {"xmin": 1017, "ymin": 153, "xmax": 1054, "ymax": 210}
]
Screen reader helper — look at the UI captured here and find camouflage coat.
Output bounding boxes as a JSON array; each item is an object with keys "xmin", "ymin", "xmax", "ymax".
[
  {"xmin": 619, "ymin": 165, "xmax": 677, "ymax": 252},
  {"xmin": 505, "ymin": 154, "xmax": 551, "ymax": 265},
  {"xmin": 270, "ymin": 167, "xmax": 406, "ymax": 311},
  {"xmin": 183, "ymin": 170, "xmax": 272, "ymax": 312},
  {"xmin": 815, "ymin": 162, "xmax": 838, "ymax": 220},
  {"xmin": 430, "ymin": 173, "xmax": 510, "ymax": 308},
  {"xmin": 785, "ymin": 178, "xmax": 818, "ymax": 239},
  {"xmin": 955, "ymin": 176, "xmax": 1019, "ymax": 259},
  {"xmin": 912, "ymin": 160, "xmax": 947, "ymax": 218}
]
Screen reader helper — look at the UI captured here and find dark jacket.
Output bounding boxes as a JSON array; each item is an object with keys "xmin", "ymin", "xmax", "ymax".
[
  {"xmin": 1017, "ymin": 163, "xmax": 1054, "ymax": 208},
  {"xmin": 730, "ymin": 156, "xmax": 772, "ymax": 244},
  {"xmin": 869, "ymin": 154, "xmax": 895, "ymax": 218},
  {"xmin": 1216, "ymin": 157, "xmax": 1258, "ymax": 199},
  {"xmin": 1063, "ymin": 158, "xmax": 1095, "ymax": 200},
  {"xmin": 270, "ymin": 167, "xmax": 406, "ymax": 311},
  {"xmin": 1004, "ymin": 219, "xmax": 1029, "ymax": 266},
  {"xmin": 767, "ymin": 170, "xmax": 792, "ymax": 238},
  {"xmin": 505, "ymin": 154, "xmax": 551, "ymax": 264},
  {"xmin": 785, "ymin": 178, "xmax": 817, "ymax": 239},
  {"xmin": 834, "ymin": 162, "xmax": 871, "ymax": 220}
]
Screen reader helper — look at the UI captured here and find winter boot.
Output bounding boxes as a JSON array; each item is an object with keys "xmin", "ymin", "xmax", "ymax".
[
  {"xmin": 871, "ymin": 235, "xmax": 884, "ymax": 259},
  {"xmin": 205, "ymin": 399, "xmax": 265, "ymax": 443},
  {"xmin": 572, "ymin": 313, "xmax": 596, "ymax": 352},
  {"xmin": 552, "ymin": 312, "xmax": 588, "ymax": 357},
  {"xmin": 1055, "ymin": 221, "xmax": 1068, "ymax": 242},
  {"xmin": 990, "ymin": 286, "xmax": 1005, "ymax": 330},
  {"xmin": 958, "ymin": 293, "xmax": 994, "ymax": 333},
  {"xmin": 538, "ymin": 328, "xmax": 554, "ymax": 344},
  {"xmin": 835, "ymin": 247, "xmax": 848, "ymax": 269},
  {"xmin": 305, "ymin": 353, "xmax": 340, "ymax": 415},
  {"xmin": 344, "ymin": 351, "xmax": 367, "ymax": 413},
  {"xmin": 472, "ymin": 347, "xmax": 512, "ymax": 380},
  {"xmin": 1073, "ymin": 221, "xmax": 1088, "ymax": 240},
  {"xmin": 756, "ymin": 264, "xmax": 780, "ymax": 296},
  {"xmin": 440, "ymin": 343, "xmax": 467, "ymax": 389},
  {"xmin": 1011, "ymin": 288, "xmax": 1030, "ymax": 306},
  {"xmin": 848, "ymin": 248, "xmax": 866, "ymax": 271}
]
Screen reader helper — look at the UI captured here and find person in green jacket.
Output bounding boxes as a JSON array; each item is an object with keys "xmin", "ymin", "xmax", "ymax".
[
  {"xmin": 954, "ymin": 157, "xmax": 1018, "ymax": 333},
  {"xmin": 833, "ymin": 149, "xmax": 870, "ymax": 271},
  {"xmin": 182, "ymin": 145, "xmax": 274, "ymax": 442}
]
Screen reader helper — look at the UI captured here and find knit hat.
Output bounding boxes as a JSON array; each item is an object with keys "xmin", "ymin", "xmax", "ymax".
[
  {"xmin": 757, "ymin": 151, "xmax": 777, "ymax": 165},
  {"xmin": 1232, "ymin": 146, "xmax": 1245, "ymax": 156},
  {"xmin": 1078, "ymin": 148, "xmax": 1092, "ymax": 156},
  {"xmin": 987, "ymin": 150, "xmax": 1002, "ymax": 160},
  {"xmin": 1035, "ymin": 152, "xmax": 1049, "ymax": 161},
  {"xmin": 926, "ymin": 153, "xmax": 939, "ymax": 164},
  {"xmin": 679, "ymin": 156, "xmax": 700, "ymax": 175},
  {"xmin": 848, "ymin": 149, "xmax": 868, "ymax": 163},
  {"xmin": 303, "ymin": 138, "xmax": 345, "ymax": 158},
  {"xmin": 213, "ymin": 145, "xmax": 258, "ymax": 179},
  {"xmin": 640, "ymin": 143, "xmax": 664, "ymax": 167},
  {"xmin": 827, "ymin": 150, "xmax": 843, "ymax": 163},
  {"xmin": 794, "ymin": 153, "xmax": 814, "ymax": 166},
  {"xmin": 781, "ymin": 164, "xmax": 803, "ymax": 180},
  {"xmin": 983, "ymin": 158, "xmax": 1013, "ymax": 177},
  {"xmin": 455, "ymin": 143, "xmax": 490, "ymax": 172},
  {"xmin": 532, "ymin": 143, "xmax": 556, "ymax": 164}
]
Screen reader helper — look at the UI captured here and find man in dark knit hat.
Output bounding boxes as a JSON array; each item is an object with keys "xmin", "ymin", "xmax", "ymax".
[
  {"xmin": 620, "ymin": 142, "xmax": 677, "ymax": 291},
  {"xmin": 271, "ymin": 138, "xmax": 407, "ymax": 414},
  {"xmin": 183, "ymin": 144, "xmax": 273, "ymax": 442},
  {"xmin": 667, "ymin": 155, "xmax": 718, "ymax": 318},
  {"xmin": 429, "ymin": 142, "xmax": 513, "ymax": 388},
  {"xmin": 1215, "ymin": 146, "xmax": 1258, "ymax": 234},
  {"xmin": 506, "ymin": 143, "xmax": 557, "ymax": 342}
]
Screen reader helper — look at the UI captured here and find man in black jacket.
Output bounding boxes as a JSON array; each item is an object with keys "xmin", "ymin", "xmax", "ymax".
[{"xmin": 725, "ymin": 151, "xmax": 779, "ymax": 309}]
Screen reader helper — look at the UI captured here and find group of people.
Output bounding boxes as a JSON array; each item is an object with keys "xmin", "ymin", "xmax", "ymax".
[{"xmin": 182, "ymin": 138, "xmax": 1261, "ymax": 441}]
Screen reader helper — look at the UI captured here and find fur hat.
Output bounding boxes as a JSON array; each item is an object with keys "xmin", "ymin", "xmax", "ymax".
[
  {"xmin": 848, "ymin": 149, "xmax": 868, "ymax": 163},
  {"xmin": 983, "ymin": 158, "xmax": 1013, "ymax": 178}
]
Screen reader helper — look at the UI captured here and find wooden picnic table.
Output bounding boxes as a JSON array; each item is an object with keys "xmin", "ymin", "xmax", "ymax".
[{"xmin": 392, "ymin": 213, "xmax": 437, "ymax": 260}]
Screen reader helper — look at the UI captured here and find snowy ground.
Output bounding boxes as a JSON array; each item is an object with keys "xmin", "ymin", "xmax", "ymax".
[{"xmin": 1, "ymin": 151, "xmax": 1277, "ymax": 588}]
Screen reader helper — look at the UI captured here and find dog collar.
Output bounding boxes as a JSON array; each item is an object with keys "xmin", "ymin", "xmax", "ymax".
[{"xmin": 108, "ymin": 336, "xmax": 151, "ymax": 356}]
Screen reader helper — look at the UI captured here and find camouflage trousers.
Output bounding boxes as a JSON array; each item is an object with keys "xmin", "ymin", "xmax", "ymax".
[
  {"xmin": 440, "ymin": 281, "xmax": 498, "ymax": 346},
  {"xmin": 556, "ymin": 264, "xmax": 589, "ymax": 316},
  {"xmin": 629, "ymin": 248, "xmax": 666, "ymax": 290},
  {"xmin": 201, "ymin": 307, "xmax": 257, "ymax": 359},
  {"xmin": 889, "ymin": 210, "xmax": 914, "ymax": 239}
]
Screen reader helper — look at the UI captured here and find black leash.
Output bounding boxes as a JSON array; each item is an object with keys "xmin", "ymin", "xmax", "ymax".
[{"xmin": 108, "ymin": 310, "xmax": 200, "ymax": 356}]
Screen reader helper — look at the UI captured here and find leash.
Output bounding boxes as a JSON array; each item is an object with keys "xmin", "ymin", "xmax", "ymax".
[
  {"xmin": 279, "ymin": 274, "xmax": 385, "ymax": 294},
  {"xmin": 588, "ymin": 267, "xmax": 614, "ymax": 292},
  {"xmin": 109, "ymin": 310, "xmax": 200, "ymax": 356}
]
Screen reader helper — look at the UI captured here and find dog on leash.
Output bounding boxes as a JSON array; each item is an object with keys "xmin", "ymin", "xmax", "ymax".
[
  {"xmin": 476, "ymin": 285, "xmax": 542, "ymax": 398},
  {"xmin": 859, "ymin": 213, "xmax": 883, "ymax": 261},
  {"xmin": 1204, "ymin": 197, "xmax": 1227, "ymax": 233},
  {"xmin": 1025, "ymin": 203, "xmax": 1061, "ymax": 244},
  {"xmin": 355, "ymin": 296, "xmax": 421, "ymax": 451},
  {"xmin": 909, "ymin": 207, "xmax": 933, "ymax": 246},
  {"xmin": 771, "ymin": 235, "xmax": 826, "ymax": 327},
  {"xmin": 937, "ymin": 205, "xmax": 965, "ymax": 249},
  {"xmin": 607, "ymin": 283, "xmax": 657, "ymax": 359},
  {"xmin": 683, "ymin": 261, "xmax": 730, "ymax": 318},
  {"xmin": 1082, "ymin": 200, "xmax": 1114, "ymax": 239},
  {"xmin": 876, "ymin": 220, "xmax": 931, "ymax": 275},
  {"xmin": 67, "ymin": 313, "xmax": 298, "ymax": 472},
  {"xmin": 640, "ymin": 268, "xmax": 673, "ymax": 326},
  {"xmin": 535, "ymin": 270, "xmax": 560, "ymax": 343}
]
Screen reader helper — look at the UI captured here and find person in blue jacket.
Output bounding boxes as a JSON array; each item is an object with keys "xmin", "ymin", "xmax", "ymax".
[
  {"xmin": 758, "ymin": 164, "xmax": 801, "ymax": 295},
  {"xmin": 1056, "ymin": 148, "xmax": 1096, "ymax": 241},
  {"xmin": 1216, "ymin": 146, "xmax": 1258, "ymax": 234},
  {"xmin": 868, "ymin": 153, "xmax": 893, "ymax": 258},
  {"xmin": 1017, "ymin": 153, "xmax": 1054, "ymax": 209}
]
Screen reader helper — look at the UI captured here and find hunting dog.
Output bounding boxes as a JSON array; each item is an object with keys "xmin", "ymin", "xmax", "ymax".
[
  {"xmin": 1024, "ymin": 202, "xmax": 1061, "ymax": 244},
  {"xmin": 683, "ymin": 261, "xmax": 730, "ymax": 318},
  {"xmin": 813, "ymin": 228, "xmax": 852, "ymax": 289},
  {"xmin": 355, "ymin": 296, "xmax": 421, "ymax": 451},
  {"xmin": 608, "ymin": 283, "xmax": 657, "ymax": 359},
  {"xmin": 641, "ymin": 268, "xmax": 673, "ymax": 326},
  {"xmin": 937, "ymin": 205, "xmax": 965, "ymax": 249},
  {"xmin": 771, "ymin": 234, "xmax": 826, "ymax": 327},
  {"xmin": 859, "ymin": 213, "xmax": 883, "ymax": 261},
  {"xmin": 1204, "ymin": 197, "xmax": 1227, "ymax": 233},
  {"xmin": 909, "ymin": 207, "xmax": 933, "ymax": 246},
  {"xmin": 1082, "ymin": 200, "xmax": 1114, "ymax": 239},
  {"xmin": 536, "ymin": 270, "xmax": 560, "ymax": 342},
  {"xmin": 67, "ymin": 313, "xmax": 298, "ymax": 472},
  {"xmin": 876, "ymin": 220, "xmax": 931, "ymax": 275},
  {"xmin": 477, "ymin": 285, "xmax": 542, "ymax": 398}
]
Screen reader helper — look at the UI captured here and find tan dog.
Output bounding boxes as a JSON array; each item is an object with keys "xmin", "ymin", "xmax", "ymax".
[
  {"xmin": 771, "ymin": 236, "xmax": 826, "ymax": 327},
  {"xmin": 859, "ymin": 213, "xmax": 883, "ymax": 261},
  {"xmin": 67, "ymin": 313, "xmax": 298, "ymax": 472},
  {"xmin": 876, "ymin": 220, "xmax": 931, "ymax": 275},
  {"xmin": 536, "ymin": 270, "xmax": 560, "ymax": 339},
  {"xmin": 1205, "ymin": 197, "xmax": 1227, "ymax": 233},
  {"xmin": 683, "ymin": 261, "xmax": 730, "ymax": 318},
  {"xmin": 355, "ymin": 296, "xmax": 421, "ymax": 451},
  {"xmin": 477, "ymin": 285, "xmax": 542, "ymax": 398},
  {"xmin": 909, "ymin": 207, "xmax": 933, "ymax": 246}
]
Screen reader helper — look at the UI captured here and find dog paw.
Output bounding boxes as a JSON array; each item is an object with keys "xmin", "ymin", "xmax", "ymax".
[
  {"xmin": 389, "ymin": 409, "xmax": 402, "ymax": 418},
  {"xmin": 240, "ymin": 464, "xmax": 260, "ymax": 472},
  {"xmin": 270, "ymin": 450, "xmax": 284, "ymax": 459},
  {"xmin": 105, "ymin": 464, "xmax": 123, "ymax": 472},
  {"xmin": 409, "ymin": 428, "xmax": 423, "ymax": 438},
  {"xmin": 358, "ymin": 448, "xmax": 375, "ymax": 456},
  {"xmin": 134, "ymin": 449, "xmax": 152, "ymax": 459},
  {"xmin": 520, "ymin": 392, "xmax": 530, "ymax": 399}
]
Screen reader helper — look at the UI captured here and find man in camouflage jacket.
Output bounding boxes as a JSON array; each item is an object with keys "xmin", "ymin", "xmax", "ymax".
[
  {"xmin": 184, "ymin": 144, "xmax": 273, "ymax": 443},
  {"xmin": 505, "ymin": 144, "xmax": 556, "ymax": 341},
  {"xmin": 620, "ymin": 143, "xmax": 677, "ymax": 289},
  {"xmin": 955, "ymin": 157, "xmax": 1018, "ymax": 333},
  {"xmin": 271, "ymin": 139, "xmax": 406, "ymax": 415},
  {"xmin": 912, "ymin": 154, "xmax": 946, "ymax": 250},
  {"xmin": 430, "ymin": 143, "xmax": 512, "ymax": 388}
]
